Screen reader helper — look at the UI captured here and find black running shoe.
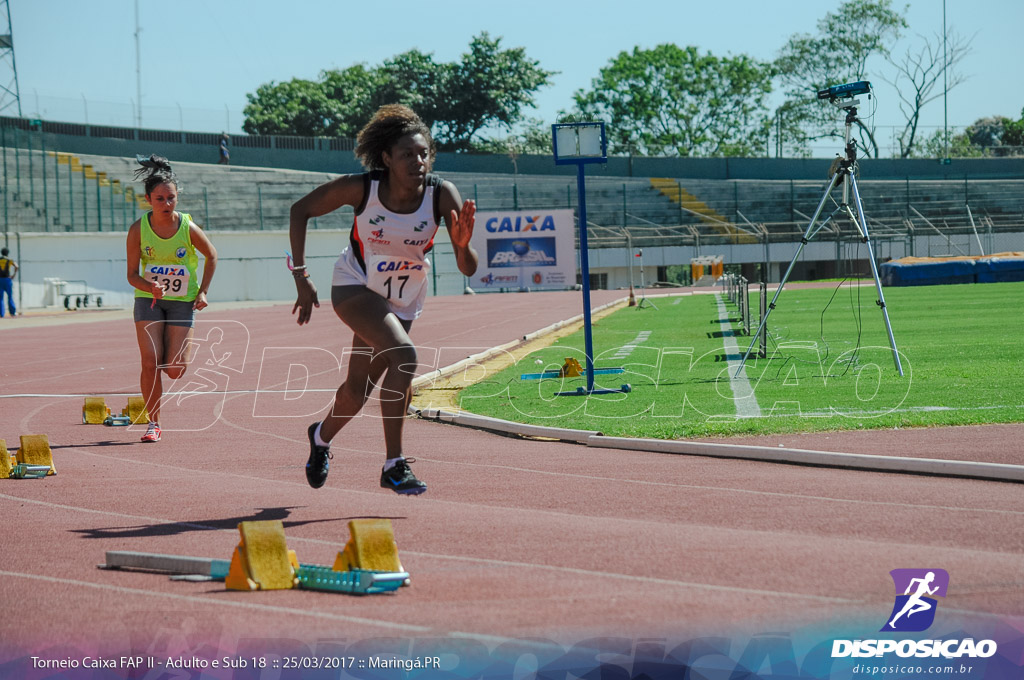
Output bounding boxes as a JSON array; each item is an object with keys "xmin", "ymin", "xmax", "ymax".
[
  {"xmin": 305, "ymin": 422, "xmax": 332, "ymax": 489},
  {"xmin": 380, "ymin": 458, "xmax": 427, "ymax": 495}
]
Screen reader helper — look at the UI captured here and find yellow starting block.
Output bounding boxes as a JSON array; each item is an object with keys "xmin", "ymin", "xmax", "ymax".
[
  {"xmin": 223, "ymin": 519, "xmax": 407, "ymax": 592},
  {"xmin": 559, "ymin": 357, "xmax": 584, "ymax": 378},
  {"xmin": 333, "ymin": 519, "xmax": 406, "ymax": 583},
  {"xmin": 17, "ymin": 435, "xmax": 55, "ymax": 476},
  {"xmin": 225, "ymin": 520, "xmax": 299, "ymax": 591},
  {"xmin": 100, "ymin": 518, "xmax": 410, "ymax": 595},
  {"xmin": 122, "ymin": 396, "xmax": 149, "ymax": 425},
  {"xmin": 0, "ymin": 440, "xmax": 11, "ymax": 479},
  {"xmin": 83, "ymin": 397, "xmax": 111, "ymax": 424}
]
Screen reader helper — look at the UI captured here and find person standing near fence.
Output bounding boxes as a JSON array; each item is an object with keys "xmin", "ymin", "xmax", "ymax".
[
  {"xmin": 289, "ymin": 104, "xmax": 478, "ymax": 494},
  {"xmin": 0, "ymin": 247, "xmax": 17, "ymax": 317},
  {"xmin": 126, "ymin": 155, "xmax": 218, "ymax": 443},
  {"xmin": 218, "ymin": 133, "xmax": 230, "ymax": 165}
]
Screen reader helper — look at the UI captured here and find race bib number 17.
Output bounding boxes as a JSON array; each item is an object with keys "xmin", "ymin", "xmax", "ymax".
[{"xmin": 366, "ymin": 256, "xmax": 428, "ymax": 308}]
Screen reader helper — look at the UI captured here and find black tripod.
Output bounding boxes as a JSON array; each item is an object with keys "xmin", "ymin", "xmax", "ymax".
[
  {"xmin": 736, "ymin": 97, "xmax": 903, "ymax": 377},
  {"xmin": 635, "ymin": 248, "xmax": 657, "ymax": 309}
]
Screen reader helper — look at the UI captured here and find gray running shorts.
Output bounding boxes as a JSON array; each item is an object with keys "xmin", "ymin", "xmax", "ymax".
[{"xmin": 133, "ymin": 297, "xmax": 195, "ymax": 327}]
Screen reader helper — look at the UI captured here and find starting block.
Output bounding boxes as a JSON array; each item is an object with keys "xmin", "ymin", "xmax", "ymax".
[
  {"xmin": 122, "ymin": 396, "xmax": 149, "ymax": 425},
  {"xmin": 83, "ymin": 396, "xmax": 149, "ymax": 425},
  {"xmin": 561, "ymin": 357, "xmax": 584, "ymax": 377},
  {"xmin": 225, "ymin": 520, "xmax": 299, "ymax": 591},
  {"xmin": 0, "ymin": 440, "xmax": 11, "ymax": 479},
  {"xmin": 83, "ymin": 397, "xmax": 111, "ymax": 424},
  {"xmin": 99, "ymin": 518, "xmax": 408, "ymax": 596},
  {"xmin": 103, "ymin": 415, "xmax": 133, "ymax": 426},
  {"xmin": 333, "ymin": 519, "xmax": 405, "ymax": 576},
  {"xmin": 9, "ymin": 464, "xmax": 52, "ymax": 479},
  {"xmin": 520, "ymin": 357, "xmax": 626, "ymax": 381},
  {"xmin": 295, "ymin": 565, "xmax": 407, "ymax": 595},
  {"xmin": 17, "ymin": 435, "xmax": 55, "ymax": 476}
]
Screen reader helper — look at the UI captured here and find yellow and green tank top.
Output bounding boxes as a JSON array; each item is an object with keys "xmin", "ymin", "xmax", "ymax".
[{"xmin": 135, "ymin": 212, "xmax": 200, "ymax": 301}]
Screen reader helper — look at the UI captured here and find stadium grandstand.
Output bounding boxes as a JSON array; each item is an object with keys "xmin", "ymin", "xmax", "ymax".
[{"xmin": 2, "ymin": 116, "xmax": 1022, "ymax": 305}]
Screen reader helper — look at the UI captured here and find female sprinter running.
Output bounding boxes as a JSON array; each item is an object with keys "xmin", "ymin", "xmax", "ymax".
[
  {"xmin": 289, "ymin": 105, "xmax": 477, "ymax": 494},
  {"xmin": 126, "ymin": 155, "xmax": 218, "ymax": 442}
]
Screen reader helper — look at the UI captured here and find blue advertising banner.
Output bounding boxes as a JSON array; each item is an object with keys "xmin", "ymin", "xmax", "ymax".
[{"xmin": 470, "ymin": 209, "xmax": 576, "ymax": 290}]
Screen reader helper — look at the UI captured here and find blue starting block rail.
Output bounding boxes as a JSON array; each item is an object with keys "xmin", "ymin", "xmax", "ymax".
[
  {"xmin": 99, "ymin": 551, "xmax": 406, "ymax": 595},
  {"xmin": 520, "ymin": 367, "xmax": 625, "ymax": 381},
  {"xmin": 296, "ymin": 565, "xmax": 407, "ymax": 595}
]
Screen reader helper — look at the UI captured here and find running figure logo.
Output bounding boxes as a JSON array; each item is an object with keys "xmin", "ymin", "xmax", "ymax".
[{"xmin": 881, "ymin": 568, "xmax": 949, "ymax": 632}]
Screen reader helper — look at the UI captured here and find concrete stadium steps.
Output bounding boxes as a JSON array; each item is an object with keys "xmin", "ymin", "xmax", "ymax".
[
  {"xmin": 671, "ymin": 178, "xmax": 1024, "ymax": 236},
  {"xmin": 449, "ymin": 172, "xmax": 680, "ymax": 223},
  {"xmin": 650, "ymin": 178, "xmax": 758, "ymax": 244},
  {"xmin": 3, "ymin": 149, "xmax": 1022, "ymax": 246},
  {"xmin": 650, "ymin": 177, "xmax": 730, "ymax": 224}
]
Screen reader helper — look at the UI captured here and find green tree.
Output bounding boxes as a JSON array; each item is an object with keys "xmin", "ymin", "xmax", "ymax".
[
  {"xmin": 242, "ymin": 75, "xmax": 350, "ymax": 136},
  {"xmin": 243, "ymin": 33, "xmax": 552, "ymax": 150},
  {"xmin": 431, "ymin": 33, "xmax": 554, "ymax": 151},
  {"xmin": 572, "ymin": 44, "xmax": 774, "ymax": 157},
  {"xmin": 1002, "ymin": 108, "xmax": 1024, "ymax": 148},
  {"xmin": 965, "ymin": 116, "xmax": 1011, "ymax": 148},
  {"xmin": 775, "ymin": 0, "xmax": 907, "ymax": 158},
  {"xmin": 366, "ymin": 50, "xmax": 446, "ymax": 125},
  {"xmin": 911, "ymin": 129, "xmax": 984, "ymax": 158},
  {"xmin": 472, "ymin": 118, "xmax": 554, "ymax": 155}
]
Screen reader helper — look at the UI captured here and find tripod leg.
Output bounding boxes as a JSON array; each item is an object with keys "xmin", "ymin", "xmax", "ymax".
[
  {"xmin": 735, "ymin": 172, "xmax": 843, "ymax": 377},
  {"xmin": 849, "ymin": 175, "xmax": 904, "ymax": 376}
]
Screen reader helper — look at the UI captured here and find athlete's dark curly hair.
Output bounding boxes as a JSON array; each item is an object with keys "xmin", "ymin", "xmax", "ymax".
[
  {"xmin": 133, "ymin": 154, "xmax": 179, "ymax": 196},
  {"xmin": 354, "ymin": 105, "xmax": 435, "ymax": 171}
]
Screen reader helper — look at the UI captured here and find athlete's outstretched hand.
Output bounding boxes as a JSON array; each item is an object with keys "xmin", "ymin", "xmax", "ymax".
[
  {"xmin": 292, "ymin": 276, "xmax": 320, "ymax": 325},
  {"xmin": 448, "ymin": 199, "xmax": 475, "ymax": 250}
]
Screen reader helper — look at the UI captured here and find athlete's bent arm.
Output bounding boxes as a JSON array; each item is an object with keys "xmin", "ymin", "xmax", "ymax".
[
  {"xmin": 189, "ymin": 223, "xmax": 218, "ymax": 311},
  {"xmin": 439, "ymin": 181, "xmax": 478, "ymax": 277},
  {"xmin": 125, "ymin": 220, "xmax": 165, "ymax": 299},
  {"xmin": 289, "ymin": 174, "xmax": 367, "ymax": 325}
]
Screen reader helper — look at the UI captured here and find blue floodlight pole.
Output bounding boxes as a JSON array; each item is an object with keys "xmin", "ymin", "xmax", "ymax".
[
  {"xmin": 552, "ymin": 122, "xmax": 628, "ymax": 397},
  {"xmin": 576, "ymin": 161, "xmax": 596, "ymax": 391}
]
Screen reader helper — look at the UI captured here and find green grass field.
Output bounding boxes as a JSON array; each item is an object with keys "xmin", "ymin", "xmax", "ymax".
[{"xmin": 457, "ymin": 281, "xmax": 1024, "ymax": 438}]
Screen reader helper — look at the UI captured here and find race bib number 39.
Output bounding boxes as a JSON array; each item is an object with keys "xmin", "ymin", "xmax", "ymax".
[
  {"xmin": 366, "ymin": 256, "xmax": 428, "ymax": 308},
  {"xmin": 144, "ymin": 263, "xmax": 190, "ymax": 296}
]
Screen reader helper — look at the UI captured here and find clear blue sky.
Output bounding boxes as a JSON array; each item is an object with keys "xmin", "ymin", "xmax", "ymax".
[{"xmin": 11, "ymin": 0, "xmax": 1024, "ymax": 155}]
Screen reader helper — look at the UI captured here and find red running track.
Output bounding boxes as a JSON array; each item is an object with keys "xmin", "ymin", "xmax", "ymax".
[{"xmin": 0, "ymin": 290, "xmax": 1022, "ymax": 670}]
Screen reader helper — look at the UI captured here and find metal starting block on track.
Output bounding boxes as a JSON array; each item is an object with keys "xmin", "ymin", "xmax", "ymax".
[
  {"xmin": 9, "ymin": 464, "xmax": 52, "ymax": 479},
  {"xmin": 295, "ymin": 565, "xmax": 407, "ymax": 595},
  {"xmin": 83, "ymin": 396, "xmax": 150, "ymax": 425},
  {"xmin": 99, "ymin": 519, "xmax": 409, "ymax": 596},
  {"xmin": 82, "ymin": 397, "xmax": 111, "ymax": 424},
  {"xmin": 1, "ymin": 435, "xmax": 56, "ymax": 479},
  {"xmin": 103, "ymin": 415, "xmax": 133, "ymax": 426}
]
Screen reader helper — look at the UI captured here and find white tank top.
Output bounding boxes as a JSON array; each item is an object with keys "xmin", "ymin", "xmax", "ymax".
[{"xmin": 346, "ymin": 172, "xmax": 443, "ymax": 314}]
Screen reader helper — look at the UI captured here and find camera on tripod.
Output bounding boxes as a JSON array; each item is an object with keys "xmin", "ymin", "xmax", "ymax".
[{"xmin": 816, "ymin": 80, "xmax": 872, "ymax": 102}]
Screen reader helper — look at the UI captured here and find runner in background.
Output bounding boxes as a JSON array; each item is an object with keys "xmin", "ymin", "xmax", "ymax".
[
  {"xmin": 289, "ymin": 104, "xmax": 478, "ymax": 494},
  {"xmin": 126, "ymin": 155, "xmax": 218, "ymax": 443}
]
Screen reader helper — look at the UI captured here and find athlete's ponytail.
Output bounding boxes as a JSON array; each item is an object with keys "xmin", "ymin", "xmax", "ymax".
[{"xmin": 134, "ymin": 154, "xmax": 178, "ymax": 196}]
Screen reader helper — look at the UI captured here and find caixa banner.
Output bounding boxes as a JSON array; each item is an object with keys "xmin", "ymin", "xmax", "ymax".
[{"xmin": 470, "ymin": 209, "xmax": 576, "ymax": 291}]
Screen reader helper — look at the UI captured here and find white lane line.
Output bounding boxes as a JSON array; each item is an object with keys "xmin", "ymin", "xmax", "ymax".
[
  {"xmin": 609, "ymin": 330, "xmax": 651, "ymax": 361},
  {"xmin": 5, "ymin": 392, "xmax": 1018, "ymax": 417},
  {"xmin": 45, "ymin": 425, "xmax": 1024, "ymax": 517},
  {"xmin": 0, "ymin": 493, "xmax": 845, "ymax": 603},
  {"xmin": 716, "ymin": 295, "xmax": 761, "ymax": 418},
  {"xmin": 0, "ymin": 570, "xmax": 430, "ymax": 632},
  {"xmin": 3, "ymin": 481, "xmax": 1020, "ymax": 600}
]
